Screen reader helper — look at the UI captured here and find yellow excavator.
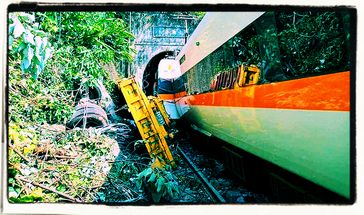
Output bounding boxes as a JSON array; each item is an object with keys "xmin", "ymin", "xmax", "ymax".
[{"xmin": 117, "ymin": 77, "xmax": 175, "ymax": 169}]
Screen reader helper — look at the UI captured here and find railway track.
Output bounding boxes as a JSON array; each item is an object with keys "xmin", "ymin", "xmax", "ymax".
[{"xmin": 176, "ymin": 146, "xmax": 226, "ymax": 203}]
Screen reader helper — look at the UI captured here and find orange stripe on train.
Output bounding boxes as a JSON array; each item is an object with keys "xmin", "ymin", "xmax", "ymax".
[
  {"xmin": 179, "ymin": 71, "xmax": 350, "ymax": 111},
  {"xmin": 158, "ymin": 94, "xmax": 175, "ymax": 100},
  {"xmin": 174, "ymin": 91, "xmax": 187, "ymax": 99},
  {"xmin": 159, "ymin": 91, "xmax": 187, "ymax": 101}
]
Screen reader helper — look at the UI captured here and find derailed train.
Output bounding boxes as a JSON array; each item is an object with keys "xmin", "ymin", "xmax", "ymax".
[{"xmin": 154, "ymin": 11, "xmax": 353, "ymax": 202}]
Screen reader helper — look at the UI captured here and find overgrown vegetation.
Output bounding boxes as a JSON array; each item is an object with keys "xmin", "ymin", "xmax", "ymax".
[
  {"xmin": 9, "ymin": 13, "xmax": 53, "ymax": 79},
  {"xmin": 7, "ymin": 11, "xmax": 136, "ymax": 203},
  {"xmin": 8, "ymin": 126, "xmax": 119, "ymax": 203},
  {"xmin": 8, "ymin": 12, "xmax": 74, "ymax": 126},
  {"xmin": 137, "ymin": 165, "xmax": 179, "ymax": 202},
  {"xmin": 187, "ymin": 10, "xmax": 351, "ymax": 93},
  {"xmin": 8, "ymin": 11, "xmax": 189, "ymax": 204},
  {"xmin": 37, "ymin": 12, "xmax": 135, "ymax": 91},
  {"xmin": 276, "ymin": 11, "xmax": 351, "ymax": 76},
  {"xmin": 231, "ymin": 11, "xmax": 351, "ymax": 78}
]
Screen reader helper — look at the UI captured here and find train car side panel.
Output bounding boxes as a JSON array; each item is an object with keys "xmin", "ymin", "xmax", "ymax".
[{"xmin": 175, "ymin": 71, "xmax": 350, "ymax": 198}]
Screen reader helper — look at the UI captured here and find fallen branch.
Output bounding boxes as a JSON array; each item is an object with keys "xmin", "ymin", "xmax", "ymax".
[
  {"xmin": 90, "ymin": 184, "xmax": 103, "ymax": 189},
  {"xmin": 9, "ymin": 143, "xmax": 31, "ymax": 163},
  {"xmin": 107, "ymin": 175, "xmax": 140, "ymax": 197},
  {"xmin": 117, "ymin": 195, "xmax": 145, "ymax": 203},
  {"xmin": 107, "ymin": 177, "xmax": 125, "ymax": 196},
  {"xmin": 15, "ymin": 175, "xmax": 28, "ymax": 195},
  {"xmin": 79, "ymin": 186, "xmax": 96, "ymax": 200},
  {"xmin": 16, "ymin": 175, "xmax": 82, "ymax": 203},
  {"xmin": 51, "ymin": 155, "xmax": 78, "ymax": 159}
]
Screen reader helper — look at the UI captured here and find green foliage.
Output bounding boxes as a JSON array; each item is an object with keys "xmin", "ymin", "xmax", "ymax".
[
  {"xmin": 9, "ymin": 66, "xmax": 73, "ymax": 125},
  {"xmin": 229, "ymin": 11, "xmax": 350, "ymax": 78},
  {"xmin": 8, "ymin": 11, "xmax": 136, "ymax": 125},
  {"xmin": 276, "ymin": 11, "xmax": 350, "ymax": 75},
  {"xmin": 37, "ymin": 12, "xmax": 135, "ymax": 90},
  {"xmin": 8, "ymin": 11, "xmax": 136, "ymax": 203},
  {"xmin": 9, "ymin": 193, "xmax": 43, "ymax": 203},
  {"xmin": 9, "ymin": 12, "xmax": 53, "ymax": 79},
  {"xmin": 8, "ymin": 126, "xmax": 118, "ymax": 203},
  {"xmin": 137, "ymin": 165, "xmax": 179, "ymax": 202},
  {"xmin": 193, "ymin": 11, "xmax": 206, "ymax": 20},
  {"xmin": 230, "ymin": 31, "xmax": 261, "ymax": 66},
  {"xmin": 8, "ymin": 12, "xmax": 74, "ymax": 125}
]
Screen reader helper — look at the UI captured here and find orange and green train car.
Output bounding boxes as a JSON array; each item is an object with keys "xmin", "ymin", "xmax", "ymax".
[{"xmin": 155, "ymin": 10, "xmax": 354, "ymax": 201}]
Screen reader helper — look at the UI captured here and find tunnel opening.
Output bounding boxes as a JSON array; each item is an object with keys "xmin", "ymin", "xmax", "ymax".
[{"xmin": 142, "ymin": 51, "xmax": 174, "ymax": 96}]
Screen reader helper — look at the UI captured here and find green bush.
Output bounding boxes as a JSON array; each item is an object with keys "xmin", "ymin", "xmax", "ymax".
[
  {"xmin": 9, "ymin": 12, "xmax": 53, "ymax": 79},
  {"xmin": 37, "ymin": 12, "xmax": 135, "ymax": 91},
  {"xmin": 8, "ymin": 11, "xmax": 136, "ymax": 203},
  {"xmin": 137, "ymin": 165, "xmax": 179, "ymax": 202}
]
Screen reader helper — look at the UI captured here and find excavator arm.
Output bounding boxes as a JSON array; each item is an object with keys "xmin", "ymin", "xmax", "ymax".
[{"xmin": 117, "ymin": 77, "xmax": 175, "ymax": 168}]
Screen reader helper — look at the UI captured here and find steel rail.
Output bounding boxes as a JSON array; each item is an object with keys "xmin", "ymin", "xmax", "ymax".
[{"xmin": 176, "ymin": 146, "xmax": 226, "ymax": 203}]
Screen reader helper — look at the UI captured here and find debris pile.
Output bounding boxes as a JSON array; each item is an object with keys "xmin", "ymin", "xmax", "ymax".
[{"xmin": 8, "ymin": 122, "xmax": 145, "ymax": 203}]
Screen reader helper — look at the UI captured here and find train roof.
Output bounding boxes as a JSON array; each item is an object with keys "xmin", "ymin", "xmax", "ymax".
[{"xmin": 176, "ymin": 12, "xmax": 265, "ymax": 74}]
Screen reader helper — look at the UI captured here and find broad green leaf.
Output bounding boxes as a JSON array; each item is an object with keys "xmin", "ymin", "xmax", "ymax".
[
  {"xmin": 13, "ymin": 19, "xmax": 25, "ymax": 38},
  {"xmin": 19, "ymin": 12, "xmax": 35, "ymax": 23},
  {"xmin": 16, "ymin": 43, "xmax": 26, "ymax": 52},
  {"xmin": 34, "ymin": 36, "xmax": 42, "ymax": 60},
  {"xmin": 34, "ymin": 48, "xmax": 42, "ymax": 63},
  {"xmin": 39, "ymin": 61, "xmax": 45, "ymax": 71},
  {"xmin": 21, "ymin": 58, "xmax": 30, "ymax": 71},
  {"xmin": 9, "ymin": 197, "xmax": 18, "ymax": 203},
  {"xmin": 21, "ymin": 46, "xmax": 34, "ymax": 71},
  {"xmin": 147, "ymin": 172, "xmax": 156, "ymax": 183},
  {"xmin": 31, "ymin": 66, "xmax": 40, "ymax": 79},
  {"xmin": 12, "ymin": 195, "xmax": 35, "ymax": 203},
  {"xmin": 156, "ymin": 177, "xmax": 165, "ymax": 193},
  {"xmin": 28, "ymin": 46, "xmax": 34, "ymax": 63},
  {"xmin": 41, "ymin": 37, "xmax": 48, "ymax": 50},
  {"xmin": 9, "ymin": 24, "xmax": 15, "ymax": 35},
  {"xmin": 166, "ymin": 182, "xmax": 173, "ymax": 197},
  {"xmin": 44, "ymin": 48, "xmax": 52, "ymax": 62},
  {"xmin": 56, "ymin": 184, "xmax": 67, "ymax": 192},
  {"xmin": 22, "ymin": 45, "xmax": 33, "ymax": 60},
  {"xmin": 23, "ymin": 31, "xmax": 35, "ymax": 45},
  {"xmin": 9, "ymin": 36, "xmax": 14, "ymax": 49}
]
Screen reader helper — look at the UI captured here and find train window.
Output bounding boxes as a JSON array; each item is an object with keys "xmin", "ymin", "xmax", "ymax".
[
  {"xmin": 172, "ymin": 75, "xmax": 185, "ymax": 93},
  {"xmin": 275, "ymin": 11, "xmax": 351, "ymax": 78},
  {"xmin": 183, "ymin": 10, "xmax": 351, "ymax": 95},
  {"xmin": 253, "ymin": 12, "xmax": 285, "ymax": 82}
]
